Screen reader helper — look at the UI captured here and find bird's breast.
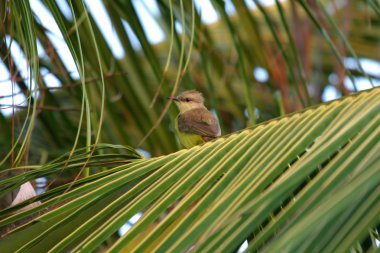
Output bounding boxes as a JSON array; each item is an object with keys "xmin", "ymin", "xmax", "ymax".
[
  {"xmin": 177, "ymin": 131, "xmax": 205, "ymax": 149},
  {"xmin": 175, "ymin": 115, "xmax": 205, "ymax": 148}
]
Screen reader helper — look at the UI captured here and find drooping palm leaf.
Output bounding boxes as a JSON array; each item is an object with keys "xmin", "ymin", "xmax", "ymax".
[{"xmin": 2, "ymin": 0, "xmax": 379, "ymax": 162}]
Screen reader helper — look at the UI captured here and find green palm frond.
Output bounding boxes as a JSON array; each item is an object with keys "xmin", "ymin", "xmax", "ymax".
[
  {"xmin": 1, "ymin": 87, "xmax": 378, "ymax": 252},
  {"xmin": 1, "ymin": 0, "xmax": 380, "ymax": 252}
]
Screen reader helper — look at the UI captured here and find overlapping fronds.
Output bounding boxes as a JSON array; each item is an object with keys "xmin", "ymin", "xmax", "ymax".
[{"xmin": 1, "ymin": 87, "xmax": 378, "ymax": 252}]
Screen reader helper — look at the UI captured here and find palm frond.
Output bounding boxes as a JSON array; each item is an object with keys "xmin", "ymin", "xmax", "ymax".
[{"xmin": 1, "ymin": 87, "xmax": 378, "ymax": 252}]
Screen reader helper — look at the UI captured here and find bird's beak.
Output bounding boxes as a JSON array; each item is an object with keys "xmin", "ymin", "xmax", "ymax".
[{"xmin": 167, "ymin": 96, "xmax": 179, "ymax": 101}]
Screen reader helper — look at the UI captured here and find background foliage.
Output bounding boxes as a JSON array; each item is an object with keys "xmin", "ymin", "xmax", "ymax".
[
  {"xmin": 1, "ymin": 0, "xmax": 379, "ymax": 160},
  {"xmin": 0, "ymin": 0, "xmax": 379, "ymax": 252}
]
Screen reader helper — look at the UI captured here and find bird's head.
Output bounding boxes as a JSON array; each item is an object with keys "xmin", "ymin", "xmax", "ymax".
[{"xmin": 168, "ymin": 90, "xmax": 205, "ymax": 113}]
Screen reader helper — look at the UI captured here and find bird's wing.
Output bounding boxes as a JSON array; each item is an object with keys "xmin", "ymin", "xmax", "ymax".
[{"xmin": 178, "ymin": 108, "xmax": 221, "ymax": 138}]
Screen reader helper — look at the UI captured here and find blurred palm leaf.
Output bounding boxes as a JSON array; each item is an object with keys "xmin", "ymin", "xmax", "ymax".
[
  {"xmin": 0, "ymin": 0, "xmax": 380, "ymax": 252},
  {"xmin": 1, "ymin": 0, "xmax": 379, "ymax": 160}
]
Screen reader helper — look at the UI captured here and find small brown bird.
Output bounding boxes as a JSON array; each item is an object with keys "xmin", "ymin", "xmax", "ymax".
[{"xmin": 168, "ymin": 90, "xmax": 221, "ymax": 148}]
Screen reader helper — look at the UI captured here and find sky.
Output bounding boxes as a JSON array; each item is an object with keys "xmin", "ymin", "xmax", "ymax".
[{"xmin": 1, "ymin": 0, "xmax": 379, "ymax": 116}]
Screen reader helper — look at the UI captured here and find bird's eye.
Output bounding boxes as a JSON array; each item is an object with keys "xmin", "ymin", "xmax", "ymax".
[{"xmin": 185, "ymin": 98, "xmax": 191, "ymax": 102}]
